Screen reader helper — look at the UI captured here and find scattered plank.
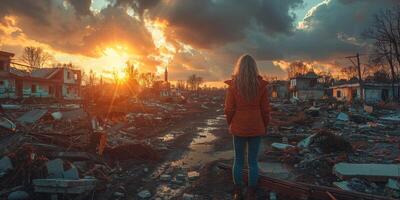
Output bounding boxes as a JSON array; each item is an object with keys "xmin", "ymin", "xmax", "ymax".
[{"xmin": 17, "ymin": 109, "xmax": 47, "ymax": 124}]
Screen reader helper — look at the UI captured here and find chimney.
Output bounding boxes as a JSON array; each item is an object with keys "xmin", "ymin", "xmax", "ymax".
[{"xmin": 164, "ymin": 67, "xmax": 168, "ymax": 82}]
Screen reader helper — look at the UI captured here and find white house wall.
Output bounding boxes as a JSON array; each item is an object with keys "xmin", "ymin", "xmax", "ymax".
[{"xmin": 63, "ymin": 68, "xmax": 79, "ymax": 84}]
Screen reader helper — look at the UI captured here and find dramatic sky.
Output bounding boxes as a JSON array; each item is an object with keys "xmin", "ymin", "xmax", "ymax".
[{"xmin": 0, "ymin": 0, "xmax": 398, "ymax": 84}]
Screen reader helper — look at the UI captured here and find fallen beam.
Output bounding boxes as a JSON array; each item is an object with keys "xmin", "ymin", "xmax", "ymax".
[{"xmin": 217, "ymin": 162, "xmax": 393, "ymax": 200}]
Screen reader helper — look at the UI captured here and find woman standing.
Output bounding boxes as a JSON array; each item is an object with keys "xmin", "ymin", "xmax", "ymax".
[{"xmin": 224, "ymin": 54, "xmax": 270, "ymax": 200}]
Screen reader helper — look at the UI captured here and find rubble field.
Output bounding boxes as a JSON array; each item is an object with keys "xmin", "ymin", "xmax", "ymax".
[
  {"xmin": 1, "ymin": 94, "xmax": 400, "ymax": 200},
  {"xmin": 0, "ymin": 93, "xmax": 227, "ymax": 200}
]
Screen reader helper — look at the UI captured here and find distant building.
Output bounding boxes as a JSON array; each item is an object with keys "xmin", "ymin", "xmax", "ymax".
[
  {"xmin": 0, "ymin": 50, "xmax": 82, "ymax": 100},
  {"xmin": 164, "ymin": 67, "xmax": 168, "ymax": 82},
  {"xmin": 0, "ymin": 51, "xmax": 16, "ymax": 98},
  {"xmin": 330, "ymin": 80, "xmax": 399, "ymax": 103},
  {"xmin": 289, "ymin": 71, "xmax": 324, "ymax": 100},
  {"xmin": 269, "ymin": 80, "xmax": 289, "ymax": 99}
]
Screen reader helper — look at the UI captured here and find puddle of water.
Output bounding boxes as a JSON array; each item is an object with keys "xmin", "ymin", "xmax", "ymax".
[
  {"xmin": 159, "ymin": 133, "xmax": 175, "ymax": 142},
  {"xmin": 170, "ymin": 115, "xmax": 294, "ymax": 179},
  {"xmin": 158, "ymin": 131, "xmax": 185, "ymax": 142},
  {"xmin": 171, "ymin": 116, "xmax": 232, "ymax": 168},
  {"xmin": 153, "ymin": 114, "xmax": 296, "ymax": 198}
]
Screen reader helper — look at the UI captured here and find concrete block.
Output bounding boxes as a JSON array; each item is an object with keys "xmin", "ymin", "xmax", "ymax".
[
  {"xmin": 333, "ymin": 163, "xmax": 400, "ymax": 182},
  {"xmin": 46, "ymin": 159, "xmax": 64, "ymax": 179}
]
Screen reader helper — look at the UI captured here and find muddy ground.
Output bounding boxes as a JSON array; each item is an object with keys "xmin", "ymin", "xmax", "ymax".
[{"xmin": 98, "ymin": 99, "xmax": 287, "ymax": 200}]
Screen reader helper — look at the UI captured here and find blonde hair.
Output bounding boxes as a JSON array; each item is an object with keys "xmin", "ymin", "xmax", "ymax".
[{"xmin": 233, "ymin": 54, "xmax": 260, "ymax": 102}]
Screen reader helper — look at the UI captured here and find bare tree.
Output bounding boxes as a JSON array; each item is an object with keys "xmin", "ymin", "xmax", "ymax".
[
  {"xmin": 111, "ymin": 68, "xmax": 121, "ymax": 85},
  {"xmin": 83, "ymin": 70, "xmax": 97, "ymax": 102},
  {"xmin": 318, "ymin": 71, "xmax": 334, "ymax": 86},
  {"xmin": 20, "ymin": 46, "xmax": 52, "ymax": 70},
  {"xmin": 139, "ymin": 72, "xmax": 156, "ymax": 88},
  {"xmin": 365, "ymin": 7, "xmax": 400, "ymax": 101},
  {"xmin": 287, "ymin": 61, "xmax": 309, "ymax": 78},
  {"xmin": 88, "ymin": 70, "xmax": 97, "ymax": 87},
  {"xmin": 124, "ymin": 62, "xmax": 140, "ymax": 93},
  {"xmin": 340, "ymin": 66, "xmax": 359, "ymax": 80},
  {"xmin": 176, "ymin": 80, "xmax": 186, "ymax": 90},
  {"xmin": 186, "ymin": 74, "xmax": 203, "ymax": 91}
]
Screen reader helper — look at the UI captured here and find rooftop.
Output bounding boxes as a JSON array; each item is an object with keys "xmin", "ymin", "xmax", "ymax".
[
  {"xmin": 0, "ymin": 51, "xmax": 15, "ymax": 57},
  {"xmin": 292, "ymin": 71, "xmax": 320, "ymax": 79}
]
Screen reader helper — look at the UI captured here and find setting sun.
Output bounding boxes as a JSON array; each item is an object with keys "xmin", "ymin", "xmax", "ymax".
[
  {"xmin": 102, "ymin": 46, "xmax": 130, "ymax": 67},
  {"xmin": 98, "ymin": 45, "xmax": 132, "ymax": 81}
]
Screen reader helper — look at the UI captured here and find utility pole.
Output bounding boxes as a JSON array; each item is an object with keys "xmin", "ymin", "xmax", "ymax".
[{"xmin": 346, "ymin": 53, "xmax": 364, "ymax": 102}]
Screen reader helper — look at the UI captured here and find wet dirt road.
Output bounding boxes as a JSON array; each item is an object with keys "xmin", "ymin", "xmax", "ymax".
[
  {"xmin": 126, "ymin": 107, "xmax": 293, "ymax": 199},
  {"xmin": 143, "ymin": 110, "xmax": 233, "ymax": 199}
]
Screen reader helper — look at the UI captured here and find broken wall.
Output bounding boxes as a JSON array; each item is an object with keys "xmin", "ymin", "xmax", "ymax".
[
  {"xmin": 0, "ymin": 78, "xmax": 16, "ymax": 98},
  {"xmin": 332, "ymin": 87, "xmax": 359, "ymax": 102},
  {"xmin": 62, "ymin": 85, "xmax": 80, "ymax": 100},
  {"xmin": 22, "ymin": 81, "xmax": 54, "ymax": 98},
  {"xmin": 296, "ymin": 90, "xmax": 324, "ymax": 100},
  {"xmin": 364, "ymin": 87, "xmax": 399, "ymax": 103}
]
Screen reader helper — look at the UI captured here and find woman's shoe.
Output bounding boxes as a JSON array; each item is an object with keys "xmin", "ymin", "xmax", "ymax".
[
  {"xmin": 246, "ymin": 187, "xmax": 257, "ymax": 200},
  {"xmin": 233, "ymin": 185, "xmax": 243, "ymax": 200}
]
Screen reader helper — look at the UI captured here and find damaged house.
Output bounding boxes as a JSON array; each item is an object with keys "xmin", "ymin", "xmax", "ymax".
[
  {"xmin": 0, "ymin": 51, "xmax": 16, "ymax": 98},
  {"xmin": 269, "ymin": 80, "xmax": 289, "ymax": 99},
  {"xmin": 289, "ymin": 71, "xmax": 325, "ymax": 100},
  {"xmin": 330, "ymin": 80, "xmax": 399, "ymax": 103},
  {"xmin": 0, "ymin": 51, "xmax": 81, "ymax": 100}
]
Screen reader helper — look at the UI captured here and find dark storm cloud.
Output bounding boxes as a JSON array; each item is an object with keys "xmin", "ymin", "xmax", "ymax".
[
  {"xmin": 78, "ymin": 6, "xmax": 156, "ymax": 57},
  {"xmin": 115, "ymin": 0, "xmax": 161, "ymax": 15},
  {"xmin": 164, "ymin": 0, "xmax": 398, "ymax": 79},
  {"xmin": 150, "ymin": 0, "xmax": 303, "ymax": 49},
  {"xmin": 0, "ymin": 0, "xmax": 156, "ymax": 57},
  {"xmin": 233, "ymin": 0, "xmax": 398, "ymax": 62},
  {"xmin": 66, "ymin": 0, "xmax": 92, "ymax": 16},
  {"xmin": 1, "ymin": 0, "xmax": 399, "ymax": 80},
  {"xmin": 0, "ymin": 0, "xmax": 52, "ymax": 25}
]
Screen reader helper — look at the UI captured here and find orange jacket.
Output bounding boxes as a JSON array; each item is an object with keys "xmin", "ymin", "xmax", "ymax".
[{"xmin": 224, "ymin": 77, "xmax": 270, "ymax": 136}]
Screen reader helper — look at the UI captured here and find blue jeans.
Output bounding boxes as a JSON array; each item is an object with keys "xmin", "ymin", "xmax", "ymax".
[{"xmin": 232, "ymin": 136, "xmax": 261, "ymax": 187}]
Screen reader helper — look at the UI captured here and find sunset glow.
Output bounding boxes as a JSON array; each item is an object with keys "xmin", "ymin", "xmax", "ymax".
[
  {"xmin": 0, "ymin": 0, "xmax": 397, "ymax": 83},
  {"xmin": 1, "ymin": 1, "xmax": 399, "ymax": 199},
  {"xmin": 144, "ymin": 18, "xmax": 176, "ymax": 76},
  {"xmin": 102, "ymin": 46, "xmax": 130, "ymax": 68}
]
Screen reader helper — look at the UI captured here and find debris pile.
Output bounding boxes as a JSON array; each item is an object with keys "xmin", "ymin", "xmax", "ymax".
[
  {"xmin": 266, "ymin": 99, "xmax": 400, "ymax": 198},
  {"xmin": 0, "ymin": 94, "xmax": 222, "ymax": 199}
]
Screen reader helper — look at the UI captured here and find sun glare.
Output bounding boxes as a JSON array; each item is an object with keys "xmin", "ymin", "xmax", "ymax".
[{"xmin": 99, "ymin": 45, "xmax": 131, "ymax": 81}]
